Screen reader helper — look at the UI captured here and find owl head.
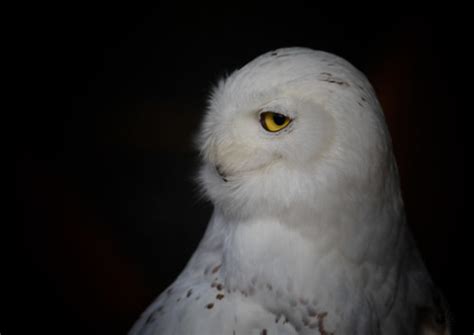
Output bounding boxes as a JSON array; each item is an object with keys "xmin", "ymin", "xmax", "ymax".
[{"xmin": 197, "ymin": 47, "xmax": 396, "ymax": 221}]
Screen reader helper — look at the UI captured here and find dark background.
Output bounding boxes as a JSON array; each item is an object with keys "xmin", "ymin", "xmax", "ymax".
[{"xmin": 12, "ymin": 4, "xmax": 467, "ymax": 334}]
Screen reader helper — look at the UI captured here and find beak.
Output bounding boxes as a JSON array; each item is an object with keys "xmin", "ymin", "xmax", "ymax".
[{"xmin": 215, "ymin": 164, "xmax": 228, "ymax": 182}]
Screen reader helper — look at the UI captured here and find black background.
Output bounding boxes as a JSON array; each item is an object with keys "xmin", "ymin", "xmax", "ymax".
[{"xmin": 12, "ymin": 4, "xmax": 468, "ymax": 334}]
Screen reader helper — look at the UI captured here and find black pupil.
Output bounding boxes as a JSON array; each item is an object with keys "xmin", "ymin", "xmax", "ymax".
[{"xmin": 272, "ymin": 113, "xmax": 286, "ymax": 126}]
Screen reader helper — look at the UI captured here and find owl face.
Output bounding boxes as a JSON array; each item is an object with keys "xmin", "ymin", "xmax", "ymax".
[{"xmin": 197, "ymin": 48, "xmax": 390, "ymax": 219}]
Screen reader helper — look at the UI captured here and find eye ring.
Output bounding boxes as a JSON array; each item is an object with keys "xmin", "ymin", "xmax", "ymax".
[{"xmin": 259, "ymin": 112, "xmax": 291, "ymax": 132}]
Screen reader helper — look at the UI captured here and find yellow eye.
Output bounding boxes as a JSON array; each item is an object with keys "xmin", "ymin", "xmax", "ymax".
[{"xmin": 259, "ymin": 112, "xmax": 291, "ymax": 132}]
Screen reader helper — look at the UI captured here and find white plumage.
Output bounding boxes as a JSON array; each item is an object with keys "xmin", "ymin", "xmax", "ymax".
[{"xmin": 130, "ymin": 47, "xmax": 449, "ymax": 335}]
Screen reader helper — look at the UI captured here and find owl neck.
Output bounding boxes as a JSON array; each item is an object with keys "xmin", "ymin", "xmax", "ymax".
[{"xmin": 213, "ymin": 159, "xmax": 406, "ymax": 300}]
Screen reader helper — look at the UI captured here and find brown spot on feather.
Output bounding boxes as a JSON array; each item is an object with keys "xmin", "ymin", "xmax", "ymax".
[
  {"xmin": 319, "ymin": 72, "xmax": 350, "ymax": 87},
  {"xmin": 145, "ymin": 312, "xmax": 156, "ymax": 324},
  {"xmin": 317, "ymin": 312, "xmax": 333, "ymax": 335}
]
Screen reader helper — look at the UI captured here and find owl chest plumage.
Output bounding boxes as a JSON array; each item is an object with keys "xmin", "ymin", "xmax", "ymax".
[
  {"xmin": 133, "ymin": 211, "xmax": 412, "ymax": 335},
  {"xmin": 218, "ymin": 212, "xmax": 406, "ymax": 334}
]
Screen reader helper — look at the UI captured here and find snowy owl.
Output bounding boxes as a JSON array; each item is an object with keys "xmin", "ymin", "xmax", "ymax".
[{"xmin": 130, "ymin": 47, "xmax": 449, "ymax": 335}]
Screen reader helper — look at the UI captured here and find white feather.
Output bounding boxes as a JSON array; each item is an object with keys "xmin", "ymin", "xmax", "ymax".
[{"xmin": 130, "ymin": 47, "xmax": 449, "ymax": 335}]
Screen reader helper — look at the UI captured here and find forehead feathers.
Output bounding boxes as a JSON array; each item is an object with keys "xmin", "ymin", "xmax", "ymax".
[{"xmin": 209, "ymin": 47, "xmax": 371, "ymax": 114}]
